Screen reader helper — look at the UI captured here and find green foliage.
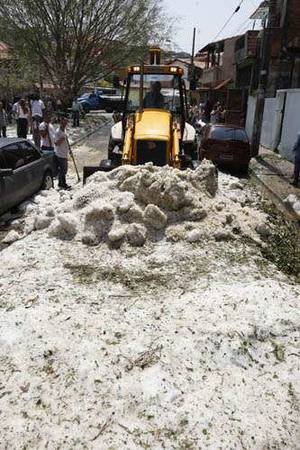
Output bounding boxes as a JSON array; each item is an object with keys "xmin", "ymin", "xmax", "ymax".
[
  {"xmin": 0, "ymin": 0, "xmax": 172, "ymax": 104},
  {"xmin": 260, "ymin": 201, "xmax": 300, "ymax": 280},
  {"xmin": 0, "ymin": 55, "xmax": 40, "ymax": 96}
]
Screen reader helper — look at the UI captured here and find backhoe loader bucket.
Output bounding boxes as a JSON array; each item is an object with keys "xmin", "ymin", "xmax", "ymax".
[{"xmin": 83, "ymin": 159, "xmax": 115, "ymax": 184}]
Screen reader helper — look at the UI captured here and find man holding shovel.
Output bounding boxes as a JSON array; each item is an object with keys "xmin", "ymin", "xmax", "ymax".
[
  {"xmin": 54, "ymin": 116, "xmax": 72, "ymax": 190},
  {"xmin": 39, "ymin": 112, "xmax": 55, "ymax": 152}
]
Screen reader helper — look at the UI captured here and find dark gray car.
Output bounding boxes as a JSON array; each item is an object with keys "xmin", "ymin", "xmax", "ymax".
[{"xmin": 0, "ymin": 138, "xmax": 57, "ymax": 216}]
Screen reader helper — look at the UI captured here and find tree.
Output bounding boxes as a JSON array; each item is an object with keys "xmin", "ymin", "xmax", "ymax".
[{"xmin": 0, "ymin": 0, "xmax": 171, "ymax": 105}]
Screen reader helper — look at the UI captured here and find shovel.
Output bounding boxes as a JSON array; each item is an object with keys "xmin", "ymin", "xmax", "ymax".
[{"xmin": 67, "ymin": 138, "xmax": 81, "ymax": 182}]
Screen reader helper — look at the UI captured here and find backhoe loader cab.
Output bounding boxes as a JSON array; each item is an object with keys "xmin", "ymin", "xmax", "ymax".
[{"xmin": 83, "ymin": 55, "xmax": 199, "ymax": 182}]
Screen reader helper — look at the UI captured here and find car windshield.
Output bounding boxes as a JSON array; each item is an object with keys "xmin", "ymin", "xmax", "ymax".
[
  {"xmin": 127, "ymin": 74, "xmax": 181, "ymax": 113},
  {"xmin": 96, "ymin": 88, "xmax": 117, "ymax": 95},
  {"xmin": 210, "ymin": 127, "xmax": 248, "ymax": 142}
]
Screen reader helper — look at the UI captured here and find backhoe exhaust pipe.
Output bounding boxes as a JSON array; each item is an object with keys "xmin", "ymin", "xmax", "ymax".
[{"xmin": 139, "ymin": 60, "xmax": 144, "ymax": 112}]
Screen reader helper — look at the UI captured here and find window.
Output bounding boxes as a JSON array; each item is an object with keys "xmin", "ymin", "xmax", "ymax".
[
  {"xmin": 210, "ymin": 127, "xmax": 235, "ymax": 141},
  {"xmin": 19, "ymin": 141, "xmax": 41, "ymax": 164},
  {"xmin": 97, "ymin": 88, "xmax": 116, "ymax": 95},
  {"xmin": 234, "ymin": 129, "xmax": 249, "ymax": 142},
  {"xmin": 2, "ymin": 144, "xmax": 26, "ymax": 170},
  {"xmin": 128, "ymin": 74, "xmax": 181, "ymax": 113},
  {"xmin": 210, "ymin": 127, "xmax": 248, "ymax": 142},
  {"xmin": 0, "ymin": 152, "xmax": 7, "ymax": 169}
]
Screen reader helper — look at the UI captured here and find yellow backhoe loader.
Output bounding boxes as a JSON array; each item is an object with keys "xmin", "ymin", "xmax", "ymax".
[{"xmin": 83, "ymin": 48, "xmax": 199, "ymax": 182}]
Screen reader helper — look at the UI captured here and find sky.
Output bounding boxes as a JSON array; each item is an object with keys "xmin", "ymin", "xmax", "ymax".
[{"xmin": 163, "ymin": 0, "xmax": 263, "ymax": 53}]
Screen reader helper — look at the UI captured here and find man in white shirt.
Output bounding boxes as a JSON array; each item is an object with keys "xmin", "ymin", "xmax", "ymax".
[
  {"xmin": 30, "ymin": 94, "xmax": 45, "ymax": 122},
  {"xmin": 31, "ymin": 94, "xmax": 45, "ymax": 147},
  {"xmin": 39, "ymin": 113, "xmax": 55, "ymax": 152},
  {"xmin": 12, "ymin": 100, "xmax": 19, "ymax": 117},
  {"xmin": 54, "ymin": 117, "xmax": 71, "ymax": 190}
]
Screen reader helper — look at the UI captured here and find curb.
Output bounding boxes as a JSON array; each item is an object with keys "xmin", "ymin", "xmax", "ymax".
[{"xmin": 250, "ymin": 165, "xmax": 300, "ymax": 223}]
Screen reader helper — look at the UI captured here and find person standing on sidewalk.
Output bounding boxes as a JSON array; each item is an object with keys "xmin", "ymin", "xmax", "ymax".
[
  {"xmin": 203, "ymin": 99, "xmax": 212, "ymax": 123},
  {"xmin": 0, "ymin": 101, "xmax": 7, "ymax": 137},
  {"xmin": 54, "ymin": 116, "xmax": 71, "ymax": 190},
  {"xmin": 30, "ymin": 94, "xmax": 45, "ymax": 148},
  {"xmin": 39, "ymin": 112, "xmax": 55, "ymax": 152},
  {"xmin": 30, "ymin": 94, "xmax": 45, "ymax": 122},
  {"xmin": 71, "ymin": 97, "xmax": 82, "ymax": 127},
  {"xmin": 16, "ymin": 99, "xmax": 30, "ymax": 138},
  {"xmin": 291, "ymin": 132, "xmax": 300, "ymax": 187}
]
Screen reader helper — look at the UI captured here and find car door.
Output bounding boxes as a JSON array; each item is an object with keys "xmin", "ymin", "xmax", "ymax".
[
  {"xmin": 0, "ymin": 151, "xmax": 10, "ymax": 214},
  {"xmin": 89, "ymin": 94, "xmax": 99, "ymax": 109},
  {"xmin": 18, "ymin": 141, "xmax": 44, "ymax": 194},
  {"xmin": 1, "ymin": 143, "xmax": 31, "ymax": 210}
]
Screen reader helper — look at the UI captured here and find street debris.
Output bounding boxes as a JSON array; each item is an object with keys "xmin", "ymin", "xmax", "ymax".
[
  {"xmin": 124, "ymin": 342, "xmax": 163, "ymax": 371},
  {"xmin": 2, "ymin": 230, "xmax": 22, "ymax": 244}
]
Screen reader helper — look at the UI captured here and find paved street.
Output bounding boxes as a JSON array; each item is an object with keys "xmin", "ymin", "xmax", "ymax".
[
  {"xmin": 0, "ymin": 154, "xmax": 299, "ymax": 448},
  {"xmin": 69, "ymin": 116, "xmax": 112, "ymax": 174}
]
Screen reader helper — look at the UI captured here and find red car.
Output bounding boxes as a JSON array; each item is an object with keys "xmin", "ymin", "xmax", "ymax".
[{"xmin": 199, "ymin": 124, "xmax": 251, "ymax": 173}]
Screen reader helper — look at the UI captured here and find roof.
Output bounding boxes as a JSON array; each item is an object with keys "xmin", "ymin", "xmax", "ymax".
[
  {"xmin": 214, "ymin": 78, "xmax": 232, "ymax": 90},
  {"xmin": 167, "ymin": 58, "xmax": 205, "ymax": 69},
  {"xmin": 197, "ymin": 35, "xmax": 242, "ymax": 54},
  {"xmin": 250, "ymin": 1, "xmax": 269, "ymax": 20},
  {"xmin": 0, "ymin": 138, "xmax": 27, "ymax": 148},
  {"xmin": 198, "ymin": 78, "xmax": 233, "ymax": 91}
]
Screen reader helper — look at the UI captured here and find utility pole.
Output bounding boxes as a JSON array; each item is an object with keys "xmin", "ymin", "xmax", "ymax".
[
  {"xmin": 251, "ymin": 0, "xmax": 278, "ymax": 156},
  {"xmin": 190, "ymin": 27, "xmax": 197, "ymax": 98}
]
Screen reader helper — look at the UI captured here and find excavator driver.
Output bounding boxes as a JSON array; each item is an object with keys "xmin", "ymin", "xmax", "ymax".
[{"xmin": 143, "ymin": 81, "xmax": 164, "ymax": 109}]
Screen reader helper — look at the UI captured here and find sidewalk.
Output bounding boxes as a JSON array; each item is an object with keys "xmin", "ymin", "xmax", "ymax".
[{"xmin": 250, "ymin": 146, "xmax": 300, "ymax": 221}]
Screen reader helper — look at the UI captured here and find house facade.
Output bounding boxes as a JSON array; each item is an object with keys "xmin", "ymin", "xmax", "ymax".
[
  {"xmin": 235, "ymin": 30, "xmax": 260, "ymax": 91},
  {"xmin": 246, "ymin": 0, "xmax": 300, "ymax": 160},
  {"xmin": 166, "ymin": 57, "xmax": 205, "ymax": 90},
  {"xmin": 265, "ymin": 0, "xmax": 300, "ymax": 96},
  {"xmin": 197, "ymin": 35, "xmax": 241, "ymax": 90}
]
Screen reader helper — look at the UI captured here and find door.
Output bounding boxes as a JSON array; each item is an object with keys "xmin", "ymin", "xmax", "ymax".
[
  {"xmin": 89, "ymin": 94, "xmax": 99, "ymax": 109},
  {"xmin": 226, "ymin": 88, "xmax": 247, "ymax": 126},
  {"xmin": 18, "ymin": 141, "xmax": 43, "ymax": 194},
  {"xmin": 273, "ymin": 91, "xmax": 286, "ymax": 150},
  {"xmin": 0, "ymin": 151, "xmax": 10, "ymax": 214},
  {"xmin": 1, "ymin": 143, "xmax": 31, "ymax": 210}
]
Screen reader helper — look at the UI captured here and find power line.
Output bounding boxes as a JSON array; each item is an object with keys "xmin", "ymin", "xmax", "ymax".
[
  {"xmin": 212, "ymin": 0, "xmax": 246, "ymax": 42},
  {"xmin": 233, "ymin": 1, "xmax": 262, "ymax": 35}
]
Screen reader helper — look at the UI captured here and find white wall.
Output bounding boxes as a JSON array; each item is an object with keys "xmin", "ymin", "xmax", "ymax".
[
  {"xmin": 278, "ymin": 90, "xmax": 300, "ymax": 161},
  {"xmin": 245, "ymin": 95, "xmax": 257, "ymax": 142},
  {"xmin": 247, "ymin": 89, "xmax": 300, "ymax": 162},
  {"xmin": 260, "ymin": 98, "xmax": 277, "ymax": 149}
]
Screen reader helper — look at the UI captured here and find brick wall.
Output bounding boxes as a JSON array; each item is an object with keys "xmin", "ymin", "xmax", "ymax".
[
  {"xmin": 287, "ymin": 0, "xmax": 300, "ymax": 48},
  {"xmin": 222, "ymin": 36, "xmax": 240, "ymax": 81},
  {"xmin": 266, "ymin": 0, "xmax": 300, "ymax": 94},
  {"xmin": 247, "ymin": 31, "xmax": 259, "ymax": 57}
]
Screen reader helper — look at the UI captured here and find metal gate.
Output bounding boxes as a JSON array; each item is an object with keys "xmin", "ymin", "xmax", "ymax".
[{"xmin": 225, "ymin": 88, "xmax": 248, "ymax": 126}]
